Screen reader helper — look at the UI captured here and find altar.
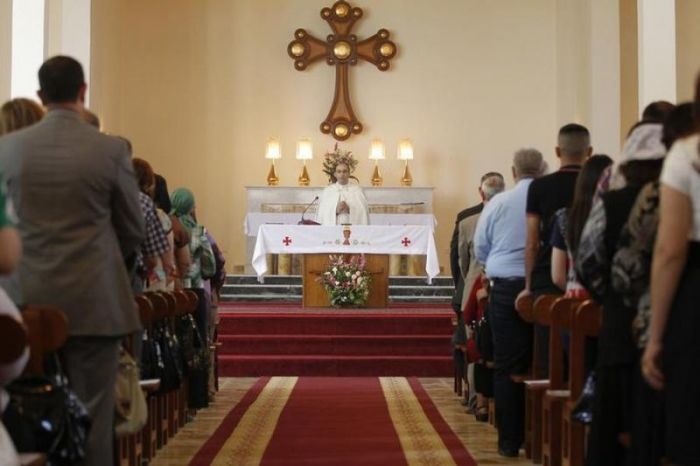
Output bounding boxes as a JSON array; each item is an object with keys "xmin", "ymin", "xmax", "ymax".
[
  {"xmin": 245, "ymin": 186, "xmax": 434, "ymax": 276},
  {"xmin": 252, "ymin": 224, "xmax": 440, "ymax": 307}
]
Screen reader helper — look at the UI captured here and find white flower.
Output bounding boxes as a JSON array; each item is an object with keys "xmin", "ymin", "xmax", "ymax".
[
  {"xmin": 346, "ymin": 271, "xmax": 351, "ymax": 277},
  {"xmin": 332, "ymin": 267, "xmax": 338, "ymax": 273}
]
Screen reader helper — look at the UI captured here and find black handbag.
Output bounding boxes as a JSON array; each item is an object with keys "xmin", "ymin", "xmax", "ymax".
[
  {"xmin": 153, "ymin": 322, "xmax": 182, "ymax": 393},
  {"xmin": 4, "ymin": 367, "xmax": 91, "ymax": 465},
  {"xmin": 140, "ymin": 328, "xmax": 164, "ymax": 381},
  {"xmin": 571, "ymin": 370, "xmax": 596, "ymax": 425}
]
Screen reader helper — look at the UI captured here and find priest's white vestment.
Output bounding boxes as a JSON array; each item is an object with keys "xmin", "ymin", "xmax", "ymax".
[{"xmin": 316, "ymin": 182, "xmax": 369, "ymax": 225}]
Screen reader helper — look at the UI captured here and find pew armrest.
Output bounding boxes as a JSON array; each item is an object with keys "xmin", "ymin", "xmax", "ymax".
[
  {"xmin": 545, "ymin": 389, "xmax": 570, "ymax": 399},
  {"xmin": 523, "ymin": 379, "xmax": 550, "ymax": 388},
  {"xmin": 19, "ymin": 453, "xmax": 46, "ymax": 466},
  {"xmin": 140, "ymin": 378, "xmax": 161, "ymax": 393}
]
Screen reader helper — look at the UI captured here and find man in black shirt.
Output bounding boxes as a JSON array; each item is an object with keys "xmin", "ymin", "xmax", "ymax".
[{"xmin": 518, "ymin": 124, "xmax": 591, "ymax": 374}]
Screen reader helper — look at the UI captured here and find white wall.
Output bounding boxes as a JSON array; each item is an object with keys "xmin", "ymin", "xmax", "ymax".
[{"xmin": 90, "ymin": 0, "xmax": 560, "ymax": 269}]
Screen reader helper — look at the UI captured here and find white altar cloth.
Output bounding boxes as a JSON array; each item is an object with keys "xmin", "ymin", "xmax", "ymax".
[
  {"xmin": 244, "ymin": 213, "xmax": 437, "ymax": 236},
  {"xmin": 252, "ymin": 224, "xmax": 440, "ymax": 282}
]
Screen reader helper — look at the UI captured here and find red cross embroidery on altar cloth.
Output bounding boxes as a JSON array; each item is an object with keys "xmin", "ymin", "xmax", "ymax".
[
  {"xmin": 283, "ymin": 236, "xmax": 292, "ymax": 246},
  {"xmin": 401, "ymin": 237, "xmax": 411, "ymax": 247}
]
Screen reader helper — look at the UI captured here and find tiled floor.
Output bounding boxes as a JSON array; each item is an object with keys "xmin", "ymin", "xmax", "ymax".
[{"xmin": 150, "ymin": 377, "xmax": 531, "ymax": 465}]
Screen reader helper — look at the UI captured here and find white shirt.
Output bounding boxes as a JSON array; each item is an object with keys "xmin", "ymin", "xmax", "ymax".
[
  {"xmin": 661, "ymin": 134, "xmax": 700, "ymax": 240},
  {"xmin": 316, "ymin": 182, "xmax": 369, "ymax": 226}
]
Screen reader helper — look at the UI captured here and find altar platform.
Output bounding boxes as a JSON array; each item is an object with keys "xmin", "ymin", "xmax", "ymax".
[{"xmin": 244, "ymin": 186, "xmax": 435, "ymax": 276}]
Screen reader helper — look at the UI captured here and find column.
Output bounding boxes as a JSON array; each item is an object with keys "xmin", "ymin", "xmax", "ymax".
[
  {"xmin": 45, "ymin": 0, "xmax": 91, "ymax": 101},
  {"xmin": 556, "ymin": 0, "xmax": 623, "ymax": 156},
  {"xmin": 10, "ymin": 0, "xmax": 44, "ymax": 99},
  {"xmin": 589, "ymin": 0, "xmax": 621, "ymax": 155},
  {"xmin": 637, "ymin": 0, "xmax": 676, "ymax": 110},
  {"xmin": 0, "ymin": 0, "xmax": 11, "ymax": 103}
]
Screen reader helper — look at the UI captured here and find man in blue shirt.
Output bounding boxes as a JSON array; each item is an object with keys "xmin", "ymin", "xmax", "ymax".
[{"xmin": 473, "ymin": 147, "xmax": 546, "ymax": 458}]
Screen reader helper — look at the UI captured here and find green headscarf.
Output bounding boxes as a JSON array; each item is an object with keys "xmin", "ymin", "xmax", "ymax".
[{"xmin": 170, "ymin": 187, "xmax": 197, "ymax": 232}]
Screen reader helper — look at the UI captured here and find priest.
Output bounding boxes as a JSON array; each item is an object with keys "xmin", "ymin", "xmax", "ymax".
[{"xmin": 316, "ymin": 161, "xmax": 369, "ymax": 225}]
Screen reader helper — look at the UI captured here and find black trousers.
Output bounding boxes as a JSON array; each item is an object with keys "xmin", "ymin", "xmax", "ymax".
[
  {"xmin": 663, "ymin": 243, "xmax": 700, "ymax": 465},
  {"xmin": 585, "ymin": 363, "xmax": 633, "ymax": 466},
  {"xmin": 489, "ymin": 278, "xmax": 531, "ymax": 451}
]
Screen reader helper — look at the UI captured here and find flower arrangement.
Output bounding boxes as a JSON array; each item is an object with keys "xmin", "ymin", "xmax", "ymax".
[
  {"xmin": 322, "ymin": 143, "xmax": 359, "ymax": 183},
  {"xmin": 317, "ymin": 254, "xmax": 371, "ymax": 307}
]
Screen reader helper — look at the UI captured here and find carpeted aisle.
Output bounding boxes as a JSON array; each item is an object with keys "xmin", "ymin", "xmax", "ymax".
[{"xmin": 190, "ymin": 377, "xmax": 476, "ymax": 466}]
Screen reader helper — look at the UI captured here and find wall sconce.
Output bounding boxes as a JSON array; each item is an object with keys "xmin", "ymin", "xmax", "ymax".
[
  {"xmin": 368, "ymin": 139, "xmax": 385, "ymax": 186},
  {"xmin": 265, "ymin": 138, "xmax": 281, "ymax": 186},
  {"xmin": 397, "ymin": 138, "xmax": 414, "ymax": 186},
  {"xmin": 296, "ymin": 138, "xmax": 313, "ymax": 186}
]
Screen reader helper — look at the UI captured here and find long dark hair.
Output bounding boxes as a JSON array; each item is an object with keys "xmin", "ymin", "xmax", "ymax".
[{"xmin": 566, "ymin": 154, "xmax": 614, "ymax": 254}]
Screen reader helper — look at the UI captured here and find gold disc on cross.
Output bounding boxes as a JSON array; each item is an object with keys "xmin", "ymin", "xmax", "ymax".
[
  {"xmin": 290, "ymin": 42, "xmax": 305, "ymax": 57},
  {"xmin": 380, "ymin": 43, "xmax": 395, "ymax": 57},
  {"xmin": 334, "ymin": 124, "xmax": 349, "ymax": 138},
  {"xmin": 335, "ymin": 3, "xmax": 349, "ymax": 17},
  {"xmin": 333, "ymin": 41, "xmax": 352, "ymax": 59}
]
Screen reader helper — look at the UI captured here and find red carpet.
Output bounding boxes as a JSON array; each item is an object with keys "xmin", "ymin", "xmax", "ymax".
[
  {"xmin": 190, "ymin": 377, "xmax": 476, "ymax": 466},
  {"xmin": 218, "ymin": 311, "xmax": 454, "ymax": 376}
]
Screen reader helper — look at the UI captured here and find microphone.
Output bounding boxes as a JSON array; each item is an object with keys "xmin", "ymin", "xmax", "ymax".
[{"xmin": 298, "ymin": 196, "xmax": 321, "ymax": 225}]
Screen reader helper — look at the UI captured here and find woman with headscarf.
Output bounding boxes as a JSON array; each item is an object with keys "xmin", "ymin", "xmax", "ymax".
[{"xmin": 170, "ymin": 187, "xmax": 215, "ymax": 408}]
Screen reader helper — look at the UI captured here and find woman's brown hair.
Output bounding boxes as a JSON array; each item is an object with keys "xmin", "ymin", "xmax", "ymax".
[
  {"xmin": 132, "ymin": 158, "xmax": 155, "ymax": 195},
  {"xmin": 0, "ymin": 98, "xmax": 44, "ymax": 135}
]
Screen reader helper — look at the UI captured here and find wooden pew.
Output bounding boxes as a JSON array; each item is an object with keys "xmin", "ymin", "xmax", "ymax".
[
  {"xmin": 561, "ymin": 300, "xmax": 601, "ymax": 466},
  {"xmin": 21, "ymin": 306, "xmax": 68, "ymax": 376},
  {"xmin": 155, "ymin": 292, "xmax": 183, "ymax": 438},
  {"xmin": 0, "ymin": 311, "xmax": 45, "ymax": 466},
  {"xmin": 17, "ymin": 306, "xmax": 68, "ymax": 466},
  {"xmin": 117, "ymin": 295, "xmax": 159, "ymax": 466},
  {"xmin": 0, "ymin": 314, "xmax": 27, "ymax": 365},
  {"xmin": 542, "ymin": 297, "xmax": 584, "ymax": 466},
  {"xmin": 142, "ymin": 292, "xmax": 170, "ymax": 454},
  {"xmin": 515, "ymin": 293, "xmax": 557, "ymax": 463}
]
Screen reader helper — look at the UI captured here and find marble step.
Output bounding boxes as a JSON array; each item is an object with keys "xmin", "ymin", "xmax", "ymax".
[
  {"xmin": 220, "ymin": 274, "xmax": 455, "ymax": 303},
  {"xmin": 224, "ymin": 274, "xmax": 454, "ymax": 286}
]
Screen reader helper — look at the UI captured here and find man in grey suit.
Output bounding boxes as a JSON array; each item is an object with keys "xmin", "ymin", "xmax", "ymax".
[
  {"xmin": 458, "ymin": 173, "xmax": 505, "ymax": 310},
  {"xmin": 0, "ymin": 56, "xmax": 144, "ymax": 465}
]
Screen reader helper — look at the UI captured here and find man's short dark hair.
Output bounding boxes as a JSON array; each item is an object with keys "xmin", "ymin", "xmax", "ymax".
[
  {"xmin": 480, "ymin": 171, "xmax": 504, "ymax": 183},
  {"xmin": 558, "ymin": 123, "xmax": 590, "ymax": 138},
  {"xmin": 38, "ymin": 56, "xmax": 85, "ymax": 104},
  {"xmin": 558, "ymin": 123, "xmax": 591, "ymax": 157}
]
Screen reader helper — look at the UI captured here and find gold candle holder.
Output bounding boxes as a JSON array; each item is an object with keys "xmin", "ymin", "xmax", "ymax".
[
  {"xmin": 265, "ymin": 137, "xmax": 282, "ymax": 186},
  {"xmin": 400, "ymin": 160, "xmax": 412, "ymax": 186},
  {"xmin": 371, "ymin": 161, "xmax": 383, "ymax": 186},
  {"xmin": 298, "ymin": 161, "xmax": 310, "ymax": 186},
  {"xmin": 296, "ymin": 138, "xmax": 313, "ymax": 186},
  {"xmin": 369, "ymin": 139, "xmax": 385, "ymax": 187},
  {"xmin": 398, "ymin": 139, "xmax": 414, "ymax": 187},
  {"xmin": 267, "ymin": 160, "xmax": 279, "ymax": 186}
]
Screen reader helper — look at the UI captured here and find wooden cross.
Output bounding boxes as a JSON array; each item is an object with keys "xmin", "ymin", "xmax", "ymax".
[{"xmin": 287, "ymin": 1, "xmax": 397, "ymax": 141}]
